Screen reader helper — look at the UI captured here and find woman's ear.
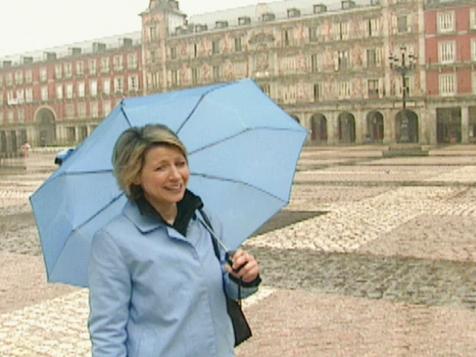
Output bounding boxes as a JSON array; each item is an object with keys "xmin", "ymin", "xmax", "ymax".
[{"xmin": 132, "ymin": 175, "xmax": 141, "ymax": 186}]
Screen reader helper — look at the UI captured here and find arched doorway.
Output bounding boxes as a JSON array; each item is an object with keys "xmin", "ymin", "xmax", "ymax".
[
  {"xmin": 310, "ymin": 113, "xmax": 327, "ymax": 144},
  {"xmin": 10, "ymin": 131, "xmax": 18, "ymax": 152},
  {"xmin": 36, "ymin": 108, "xmax": 56, "ymax": 146},
  {"xmin": 395, "ymin": 109, "xmax": 418, "ymax": 143},
  {"xmin": 0, "ymin": 131, "xmax": 7, "ymax": 153},
  {"xmin": 436, "ymin": 107, "xmax": 461, "ymax": 144},
  {"xmin": 366, "ymin": 111, "xmax": 384, "ymax": 143},
  {"xmin": 338, "ymin": 112, "xmax": 356, "ymax": 143}
]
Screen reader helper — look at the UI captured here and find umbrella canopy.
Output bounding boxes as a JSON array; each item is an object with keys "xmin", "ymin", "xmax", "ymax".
[{"xmin": 30, "ymin": 79, "xmax": 307, "ymax": 287}]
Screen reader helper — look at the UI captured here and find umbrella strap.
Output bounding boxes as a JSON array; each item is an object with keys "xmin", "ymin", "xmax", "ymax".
[{"xmin": 198, "ymin": 209, "xmax": 242, "ymax": 303}]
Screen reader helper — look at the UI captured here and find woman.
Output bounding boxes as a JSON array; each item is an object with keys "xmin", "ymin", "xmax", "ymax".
[{"xmin": 88, "ymin": 124, "xmax": 261, "ymax": 357}]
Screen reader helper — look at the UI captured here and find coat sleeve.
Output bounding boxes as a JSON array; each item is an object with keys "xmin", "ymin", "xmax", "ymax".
[{"xmin": 88, "ymin": 229, "xmax": 131, "ymax": 357}]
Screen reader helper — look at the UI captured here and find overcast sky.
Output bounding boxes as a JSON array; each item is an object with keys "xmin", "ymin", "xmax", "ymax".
[{"xmin": 0, "ymin": 0, "xmax": 278, "ymax": 57}]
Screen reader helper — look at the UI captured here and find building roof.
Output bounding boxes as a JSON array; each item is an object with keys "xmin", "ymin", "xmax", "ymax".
[
  {"xmin": 0, "ymin": 31, "xmax": 141, "ymax": 67},
  {"xmin": 188, "ymin": 0, "xmax": 371, "ymax": 30}
]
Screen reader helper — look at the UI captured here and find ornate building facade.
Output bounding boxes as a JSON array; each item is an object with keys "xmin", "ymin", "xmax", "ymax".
[{"xmin": 0, "ymin": 0, "xmax": 475, "ymax": 154}]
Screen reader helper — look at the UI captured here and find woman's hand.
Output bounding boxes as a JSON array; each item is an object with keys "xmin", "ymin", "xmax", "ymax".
[{"xmin": 225, "ymin": 249, "xmax": 260, "ymax": 284}]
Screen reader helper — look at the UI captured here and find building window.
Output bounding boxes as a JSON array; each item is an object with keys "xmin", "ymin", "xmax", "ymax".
[
  {"xmin": 102, "ymin": 100, "xmax": 112, "ymax": 116},
  {"xmin": 14, "ymin": 71, "xmax": 23, "ymax": 85},
  {"xmin": 90, "ymin": 80, "xmax": 98, "ymax": 97},
  {"xmin": 101, "ymin": 57, "xmax": 110, "ymax": 73},
  {"xmin": 114, "ymin": 77, "xmax": 124, "ymax": 94},
  {"xmin": 368, "ymin": 18, "xmax": 380, "ymax": 37},
  {"xmin": 471, "ymin": 9, "xmax": 476, "ymax": 30},
  {"xmin": 213, "ymin": 66, "xmax": 220, "ymax": 81},
  {"xmin": 18, "ymin": 109, "xmax": 25, "ymax": 123},
  {"xmin": 313, "ymin": 83, "xmax": 321, "ymax": 101},
  {"xmin": 308, "ymin": 26, "xmax": 318, "ymax": 42},
  {"xmin": 439, "ymin": 73, "xmax": 456, "ymax": 96},
  {"xmin": 25, "ymin": 70, "xmax": 32, "ymax": 84},
  {"xmin": 25, "ymin": 88, "xmax": 33, "ymax": 103},
  {"xmin": 40, "ymin": 67, "xmax": 48, "ymax": 82},
  {"xmin": 192, "ymin": 68, "xmax": 199, "ymax": 85},
  {"xmin": 282, "ymin": 29, "xmax": 291, "ymax": 46},
  {"xmin": 66, "ymin": 83, "xmax": 74, "ymax": 99},
  {"xmin": 171, "ymin": 70, "xmax": 178, "ymax": 87},
  {"xmin": 56, "ymin": 84, "xmax": 63, "ymax": 99},
  {"xmin": 5, "ymin": 73, "xmax": 13, "ymax": 86},
  {"xmin": 77, "ymin": 82, "xmax": 85, "ymax": 97},
  {"xmin": 338, "ymin": 22, "xmax": 349, "ymax": 40},
  {"xmin": 368, "ymin": 79, "xmax": 379, "ymax": 98},
  {"xmin": 193, "ymin": 43, "xmax": 198, "ymax": 58},
  {"xmin": 113, "ymin": 55, "xmax": 123, "ymax": 71},
  {"xmin": 64, "ymin": 63, "xmax": 73, "ymax": 78},
  {"xmin": 438, "ymin": 11, "xmax": 455, "ymax": 33},
  {"xmin": 472, "ymin": 71, "xmax": 476, "ymax": 94},
  {"xmin": 41, "ymin": 86, "xmax": 48, "ymax": 101},
  {"xmin": 54, "ymin": 65, "xmax": 62, "ymax": 80},
  {"xmin": 234, "ymin": 37, "xmax": 242, "ymax": 52},
  {"xmin": 397, "ymin": 15, "xmax": 408, "ymax": 33},
  {"xmin": 337, "ymin": 81, "xmax": 351, "ymax": 99},
  {"xmin": 90, "ymin": 101, "xmax": 99, "ymax": 118},
  {"xmin": 76, "ymin": 61, "xmax": 84, "ymax": 76},
  {"xmin": 337, "ymin": 50, "xmax": 350, "ymax": 70},
  {"xmin": 127, "ymin": 53, "xmax": 138, "ymax": 69},
  {"xmin": 16, "ymin": 89, "xmax": 24, "ymax": 104},
  {"xmin": 212, "ymin": 40, "xmax": 220, "ymax": 55},
  {"xmin": 366, "ymin": 48, "xmax": 381, "ymax": 67},
  {"xmin": 260, "ymin": 83, "xmax": 271, "ymax": 96},
  {"xmin": 88, "ymin": 59, "xmax": 97, "ymax": 75},
  {"xmin": 472, "ymin": 39, "xmax": 476, "ymax": 62},
  {"xmin": 439, "ymin": 41, "xmax": 456, "ymax": 64},
  {"xmin": 311, "ymin": 54, "xmax": 319, "ymax": 72},
  {"xmin": 128, "ymin": 75, "xmax": 139, "ymax": 92},
  {"xmin": 170, "ymin": 47, "xmax": 177, "ymax": 60},
  {"xmin": 149, "ymin": 26, "xmax": 157, "ymax": 41},
  {"xmin": 78, "ymin": 102, "xmax": 86, "ymax": 118},
  {"xmin": 103, "ymin": 79, "xmax": 111, "ymax": 95}
]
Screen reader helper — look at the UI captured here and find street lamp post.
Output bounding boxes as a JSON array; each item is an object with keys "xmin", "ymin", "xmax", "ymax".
[{"xmin": 389, "ymin": 46, "xmax": 417, "ymax": 143}]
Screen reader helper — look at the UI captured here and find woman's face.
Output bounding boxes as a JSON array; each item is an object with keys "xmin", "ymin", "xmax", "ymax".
[{"xmin": 136, "ymin": 145, "xmax": 189, "ymax": 208}]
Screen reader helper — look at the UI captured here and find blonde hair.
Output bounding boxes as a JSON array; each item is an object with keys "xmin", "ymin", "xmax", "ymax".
[{"xmin": 112, "ymin": 124, "xmax": 187, "ymax": 199}]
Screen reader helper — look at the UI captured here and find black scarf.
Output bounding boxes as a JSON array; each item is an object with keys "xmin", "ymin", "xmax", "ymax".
[{"xmin": 136, "ymin": 189, "xmax": 204, "ymax": 237}]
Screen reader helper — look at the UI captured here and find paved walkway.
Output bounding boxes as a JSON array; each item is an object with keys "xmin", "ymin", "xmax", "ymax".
[{"xmin": 1, "ymin": 146, "xmax": 476, "ymax": 356}]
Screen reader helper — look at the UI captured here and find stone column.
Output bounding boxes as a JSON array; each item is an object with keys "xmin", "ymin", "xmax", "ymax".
[
  {"xmin": 327, "ymin": 112, "xmax": 338, "ymax": 145},
  {"xmin": 461, "ymin": 106, "xmax": 469, "ymax": 144},
  {"xmin": 354, "ymin": 111, "xmax": 365, "ymax": 144},
  {"xmin": 383, "ymin": 109, "xmax": 394, "ymax": 144}
]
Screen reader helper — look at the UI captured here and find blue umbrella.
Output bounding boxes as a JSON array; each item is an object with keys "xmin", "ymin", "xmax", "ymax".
[{"xmin": 30, "ymin": 79, "xmax": 308, "ymax": 287}]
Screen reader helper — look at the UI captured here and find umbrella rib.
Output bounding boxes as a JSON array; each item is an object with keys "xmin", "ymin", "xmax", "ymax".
[
  {"xmin": 188, "ymin": 126, "xmax": 305, "ymax": 155},
  {"xmin": 190, "ymin": 172, "xmax": 288, "ymax": 203},
  {"xmin": 120, "ymin": 102, "xmax": 133, "ymax": 127},
  {"xmin": 176, "ymin": 82, "xmax": 231, "ymax": 135}
]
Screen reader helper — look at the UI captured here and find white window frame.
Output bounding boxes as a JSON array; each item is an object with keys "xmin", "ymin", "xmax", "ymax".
[
  {"xmin": 25, "ymin": 88, "xmax": 33, "ymax": 103},
  {"xmin": 40, "ymin": 67, "xmax": 48, "ymax": 82},
  {"xmin": 77, "ymin": 82, "xmax": 85, "ymax": 98},
  {"xmin": 88, "ymin": 59, "xmax": 97, "ymax": 75},
  {"xmin": 437, "ymin": 11, "xmax": 455, "ymax": 33},
  {"xmin": 114, "ymin": 77, "xmax": 124, "ymax": 94},
  {"xmin": 41, "ymin": 86, "xmax": 48, "ymax": 101},
  {"xmin": 64, "ymin": 63, "xmax": 73, "ymax": 78},
  {"xmin": 90, "ymin": 80, "xmax": 98, "ymax": 97},
  {"xmin": 103, "ymin": 78, "xmax": 111, "ymax": 95},
  {"xmin": 66, "ymin": 83, "xmax": 73, "ymax": 99},
  {"xmin": 471, "ymin": 39, "xmax": 476, "ymax": 62},
  {"xmin": 56, "ymin": 84, "xmax": 63, "ymax": 99},
  {"xmin": 438, "ymin": 41, "xmax": 456, "ymax": 64},
  {"xmin": 470, "ymin": 9, "xmax": 476, "ymax": 30},
  {"xmin": 337, "ymin": 80, "xmax": 351, "ymax": 99},
  {"xmin": 127, "ymin": 53, "xmax": 137, "ymax": 69},
  {"xmin": 76, "ymin": 61, "xmax": 84, "ymax": 76},
  {"xmin": 472, "ymin": 71, "xmax": 476, "ymax": 95},
  {"xmin": 439, "ymin": 73, "xmax": 456, "ymax": 96},
  {"xmin": 128, "ymin": 75, "xmax": 139, "ymax": 92}
]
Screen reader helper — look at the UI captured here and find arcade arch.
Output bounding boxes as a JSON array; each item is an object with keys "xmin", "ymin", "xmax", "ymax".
[
  {"xmin": 395, "ymin": 109, "xmax": 418, "ymax": 143},
  {"xmin": 338, "ymin": 112, "xmax": 356, "ymax": 143}
]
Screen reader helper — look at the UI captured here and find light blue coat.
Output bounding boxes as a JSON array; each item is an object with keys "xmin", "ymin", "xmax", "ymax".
[{"xmin": 88, "ymin": 200, "xmax": 258, "ymax": 357}]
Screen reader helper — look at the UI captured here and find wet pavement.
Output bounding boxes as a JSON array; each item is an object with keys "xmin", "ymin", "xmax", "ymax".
[{"xmin": 1, "ymin": 146, "xmax": 476, "ymax": 356}]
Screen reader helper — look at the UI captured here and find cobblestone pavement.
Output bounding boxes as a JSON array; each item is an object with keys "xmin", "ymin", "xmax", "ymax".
[{"xmin": 1, "ymin": 147, "xmax": 476, "ymax": 356}]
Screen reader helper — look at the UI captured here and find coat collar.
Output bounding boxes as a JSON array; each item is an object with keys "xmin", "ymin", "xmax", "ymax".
[{"xmin": 123, "ymin": 190, "xmax": 204, "ymax": 236}]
